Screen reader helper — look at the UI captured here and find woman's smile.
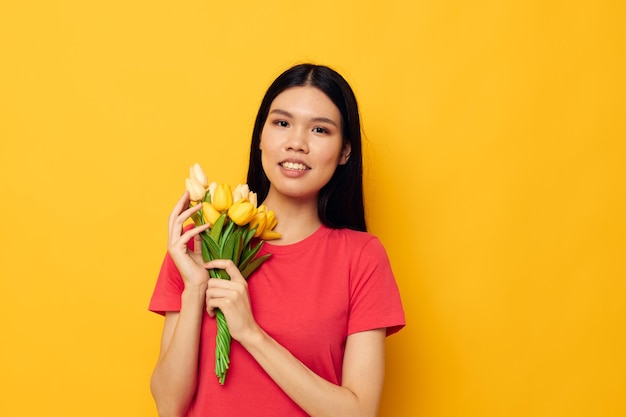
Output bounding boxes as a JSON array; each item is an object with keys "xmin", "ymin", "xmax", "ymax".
[
  {"xmin": 279, "ymin": 159, "xmax": 311, "ymax": 178},
  {"xmin": 280, "ymin": 161, "xmax": 309, "ymax": 171}
]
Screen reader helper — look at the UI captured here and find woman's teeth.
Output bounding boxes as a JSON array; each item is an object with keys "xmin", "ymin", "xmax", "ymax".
[{"xmin": 281, "ymin": 162, "xmax": 308, "ymax": 170}]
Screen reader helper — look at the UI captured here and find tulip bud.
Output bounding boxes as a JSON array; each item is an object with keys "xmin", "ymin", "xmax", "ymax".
[
  {"xmin": 248, "ymin": 191, "xmax": 258, "ymax": 208},
  {"xmin": 212, "ymin": 183, "xmax": 233, "ymax": 212},
  {"xmin": 232, "ymin": 184, "xmax": 250, "ymax": 203},
  {"xmin": 202, "ymin": 202, "xmax": 222, "ymax": 226},
  {"xmin": 186, "ymin": 177, "xmax": 206, "ymax": 202},
  {"xmin": 228, "ymin": 199, "xmax": 257, "ymax": 226},
  {"xmin": 207, "ymin": 182, "xmax": 217, "ymax": 202},
  {"xmin": 265, "ymin": 210, "xmax": 278, "ymax": 230},
  {"xmin": 190, "ymin": 163, "xmax": 209, "ymax": 188},
  {"xmin": 260, "ymin": 229, "xmax": 282, "ymax": 240},
  {"xmin": 249, "ymin": 211, "xmax": 267, "ymax": 237}
]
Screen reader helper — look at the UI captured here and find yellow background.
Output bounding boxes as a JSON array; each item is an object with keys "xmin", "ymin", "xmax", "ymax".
[{"xmin": 1, "ymin": 1, "xmax": 624, "ymax": 416}]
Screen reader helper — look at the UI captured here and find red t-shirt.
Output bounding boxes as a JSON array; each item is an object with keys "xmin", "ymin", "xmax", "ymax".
[{"xmin": 149, "ymin": 225, "xmax": 405, "ymax": 417}]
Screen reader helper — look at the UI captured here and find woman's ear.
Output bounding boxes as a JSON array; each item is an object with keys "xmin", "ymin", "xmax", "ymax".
[{"xmin": 339, "ymin": 143, "xmax": 352, "ymax": 165}]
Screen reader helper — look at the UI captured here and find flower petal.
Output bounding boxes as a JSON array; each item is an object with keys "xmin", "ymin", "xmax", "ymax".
[{"xmin": 186, "ymin": 177, "xmax": 206, "ymax": 201}]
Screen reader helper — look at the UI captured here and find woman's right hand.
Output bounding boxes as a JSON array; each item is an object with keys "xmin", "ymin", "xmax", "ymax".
[
  {"xmin": 152, "ymin": 191, "xmax": 211, "ymax": 417},
  {"xmin": 167, "ymin": 191, "xmax": 211, "ymax": 289}
]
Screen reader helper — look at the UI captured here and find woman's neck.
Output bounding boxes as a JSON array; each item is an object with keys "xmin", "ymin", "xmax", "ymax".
[{"xmin": 261, "ymin": 194, "xmax": 321, "ymax": 246}]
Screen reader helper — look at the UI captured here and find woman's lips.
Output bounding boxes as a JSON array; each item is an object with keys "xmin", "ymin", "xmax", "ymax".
[{"xmin": 278, "ymin": 159, "xmax": 310, "ymax": 177}]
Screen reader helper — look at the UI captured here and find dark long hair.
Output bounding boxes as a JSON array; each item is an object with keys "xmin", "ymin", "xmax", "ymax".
[{"xmin": 246, "ymin": 63, "xmax": 366, "ymax": 232}]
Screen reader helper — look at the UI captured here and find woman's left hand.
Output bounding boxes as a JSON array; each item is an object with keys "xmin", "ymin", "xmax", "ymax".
[{"xmin": 204, "ymin": 259, "xmax": 260, "ymax": 343}]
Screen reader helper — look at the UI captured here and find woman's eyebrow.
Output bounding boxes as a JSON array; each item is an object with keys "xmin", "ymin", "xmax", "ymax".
[
  {"xmin": 311, "ymin": 117, "xmax": 338, "ymax": 127},
  {"xmin": 269, "ymin": 109, "xmax": 338, "ymax": 127},
  {"xmin": 269, "ymin": 109, "xmax": 292, "ymax": 118}
]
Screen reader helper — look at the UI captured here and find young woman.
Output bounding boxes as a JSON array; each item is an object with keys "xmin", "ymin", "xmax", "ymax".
[{"xmin": 149, "ymin": 64, "xmax": 405, "ymax": 417}]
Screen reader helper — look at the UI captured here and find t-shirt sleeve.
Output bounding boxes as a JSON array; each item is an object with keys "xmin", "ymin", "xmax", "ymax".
[
  {"xmin": 148, "ymin": 252, "xmax": 185, "ymax": 315},
  {"xmin": 348, "ymin": 237, "xmax": 406, "ymax": 336}
]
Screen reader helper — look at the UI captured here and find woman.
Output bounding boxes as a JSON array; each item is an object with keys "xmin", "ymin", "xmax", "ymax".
[{"xmin": 149, "ymin": 63, "xmax": 405, "ymax": 417}]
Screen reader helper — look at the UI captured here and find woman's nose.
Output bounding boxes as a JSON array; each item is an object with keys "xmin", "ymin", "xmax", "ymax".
[{"xmin": 285, "ymin": 128, "xmax": 309, "ymax": 153}]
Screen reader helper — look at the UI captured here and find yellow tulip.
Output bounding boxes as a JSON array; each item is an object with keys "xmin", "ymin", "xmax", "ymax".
[
  {"xmin": 248, "ymin": 191, "xmax": 258, "ymax": 208},
  {"xmin": 202, "ymin": 202, "xmax": 222, "ymax": 225},
  {"xmin": 265, "ymin": 210, "xmax": 278, "ymax": 230},
  {"xmin": 186, "ymin": 177, "xmax": 206, "ymax": 202},
  {"xmin": 212, "ymin": 183, "xmax": 233, "ymax": 212},
  {"xmin": 190, "ymin": 163, "xmax": 208, "ymax": 188},
  {"xmin": 252, "ymin": 205, "xmax": 267, "ymax": 234},
  {"xmin": 228, "ymin": 199, "xmax": 257, "ymax": 226},
  {"xmin": 260, "ymin": 229, "xmax": 281, "ymax": 240},
  {"xmin": 232, "ymin": 184, "xmax": 250, "ymax": 203},
  {"xmin": 251, "ymin": 207, "xmax": 280, "ymax": 239},
  {"xmin": 249, "ymin": 211, "xmax": 267, "ymax": 237},
  {"xmin": 207, "ymin": 182, "xmax": 217, "ymax": 202}
]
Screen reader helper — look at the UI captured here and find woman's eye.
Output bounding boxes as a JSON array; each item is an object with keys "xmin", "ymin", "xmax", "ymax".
[
  {"xmin": 275, "ymin": 120, "xmax": 289, "ymax": 127},
  {"xmin": 313, "ymin": 127, "xmax": 329, "ymax": 134}
]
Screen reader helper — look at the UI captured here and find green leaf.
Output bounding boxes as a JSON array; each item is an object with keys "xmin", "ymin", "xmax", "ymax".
[
  {"xmin": 216, "ymin": 268, "xmax": 230, "ymax": 280},
  {"xmin": 222, "ymin": 228, "xmax": 240, "ymax": 261},
  {"xmin": 200, "ymin": 238, "xmax": 211, "ymax": 263},
  {"xmin": 233, "ymin": 228, "xmax": 244, "ymax": 265},
  {"xmin": 201, "ymin": 233, "xmax": 220, "ymax": 259},
  {"xmin": 209, "ymin": 212, "xmax": 227, "ymax": 242},
  {"xmin": 241, "ymin": 253, "xmax": 271, "ymax": 279},
  {"xmin": 239, "ymin": 240, "xmax": 264, "ymax": 271},
  {"xmin": 219, "ymin": 219, "xmax": 236, "ymax": 248},
  {"xmin": 191, "ymin": 210, "xmax": 203, "ymax": 226},
  {"xmin": 243, "ymin": 227, "xmax": 256, "ymax": 248}
]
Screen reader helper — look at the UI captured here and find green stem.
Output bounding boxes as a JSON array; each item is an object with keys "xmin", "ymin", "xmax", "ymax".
[{"xmin": 215, "ymin": 309, "xmax": 231, "ymax": 385}]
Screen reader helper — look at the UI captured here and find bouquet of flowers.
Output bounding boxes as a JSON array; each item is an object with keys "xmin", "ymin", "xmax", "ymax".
[{"xmin": 185, "ymin": 163, "xmax": 280, "ymax": 384}]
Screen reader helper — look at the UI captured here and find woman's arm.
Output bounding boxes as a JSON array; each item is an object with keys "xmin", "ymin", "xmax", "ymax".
[
  {"xmin": 150, "ymin": 193, "xmax": 212, "ymax": 417},
  {"xmin": 150, "ymin": 289, "xmax": 205, "ymax": 417},
  {"xmin": 246, "ymin": 327, "xmax": 386, "ymax": 417},
  {"xmin": 206, "ymin": 259, "xmax": 387, "ymax": 417}
]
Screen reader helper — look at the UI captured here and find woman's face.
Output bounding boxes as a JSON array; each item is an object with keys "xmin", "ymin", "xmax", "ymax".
[{"xmin": 260, "ymin": 86, "xmax": 350, "ymax": 203}]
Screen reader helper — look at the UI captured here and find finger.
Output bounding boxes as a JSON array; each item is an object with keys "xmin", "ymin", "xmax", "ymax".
[
  {"xmin": 179, "ymin": 201, "xmax": 203, "ymax": 221},
  {"xmin": 206, "ymin": 289, "xmax": 237, "ymax": 310},
  {"xmin": 168, "ymin": 191, "xmax": 191, "ymax": 241},
  {"xmin": 205, "ymin": 290, "xmax": 225, "ymax": 317},
  {"xmin": 178, "ymin": 223, "xmax": 210, "ymax": 246},
  {"xmin": 168, "ymin": 200, "xmax": 204, "ymax": 245},
  {"xmin": 172, "ymin": 203, "xmax": 203, "ymax": 233},
  {"xmin": 168, "ymin": 191, "xmax": 190, "ymax": 228},
  {"xmin": 207, "ymin": 275, "xmax": 245, "ymax": 290},
  {"xmin": 170, "ymin": 223, "xmax": 210, "ymax": 254},
  {"xmin": 204, "ymin": 259, "xmax": 245, "ymax": 283}
]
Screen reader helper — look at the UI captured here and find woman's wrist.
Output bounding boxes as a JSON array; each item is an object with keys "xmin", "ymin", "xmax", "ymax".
[
  {"xmin": 238, "ymin": 323, "xmax": 268, "ymax": 352},
  {"xmin": 181, "ymin": 284, "xmax": 208, "ymax": 305}
]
